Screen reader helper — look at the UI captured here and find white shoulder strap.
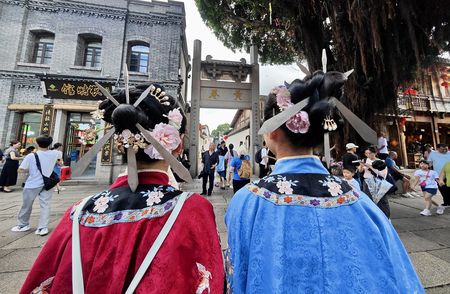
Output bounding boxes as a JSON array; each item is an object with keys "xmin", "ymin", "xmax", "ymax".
[
  {"xmin": 125, "ymin": 192, "xmax": 189, "ymax": 294},
  {"xmin": 71, "ymin": 192, "xmax": 189, "ymax": 294},
  {"xmin": 72, "ymin": 195, "xmax": 94, "ymax": 294}
]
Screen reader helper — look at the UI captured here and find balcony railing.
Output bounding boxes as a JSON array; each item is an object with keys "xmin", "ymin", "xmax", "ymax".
[{"xmin": 397, "ymin": 93, "xmax": 450, "ymax": 113}]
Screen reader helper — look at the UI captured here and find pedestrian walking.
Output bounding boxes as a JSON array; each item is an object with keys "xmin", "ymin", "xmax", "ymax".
[
  {"xmin": 439, "ymin": 160, "xmax": 450, "ymax": 213},
  {"xmin": 361, "ymin": 146, "xmax": 392, "ymax": 217},
  {"xmin": 225, "ymin": 76, "xmax": 423, "ymax": 293},
  {"xmin": 386, "ymin": 151, "xmax": 418, "ymax": 198},
  {"xmin": 256, "ymin": 141, "xmax": 269, "ymax": 178},
  {"xmin": 427, "ymin": 143, "xmax": 450, "ymax": 208},
  {"xmin": 0, "ymin": 140, "xmax": 23, "ymax": 192},
  {"xmin": 216, "ymin": 141, "xmax": 227, "ymax": 190},
  {"xmin": 11, "ymin": 135, "xmax": 61, "ymax": 235},
  {"xmin": 20, "ymin": 83, "xmax": 224, "ymax": 293},
  {"xmin": 411, "ymin": 160, "xmax": 441, "ymax": 216},
  {"xmin": 230, "ymin": 151, "xmax": 251, "ymax": 193},
  {"xmin": 342, "ymin": 142, "xmax": 363, "ymax": 187},
  {"xmin": 377, "ymin": 132, "xmax": 389, "ymax": 160},
  {"xmin": 201, "ymin": 143, "xmax": 218, "ymax": 196},
  {"xmin": 224, "ymin": 143, "xmax": 238, "ymax": 188},
  {"xmin": 51, "ymin": 143, "xmax": 65, "ymax": 193}
]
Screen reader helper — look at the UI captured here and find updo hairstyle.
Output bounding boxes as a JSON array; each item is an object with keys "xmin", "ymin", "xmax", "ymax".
[
  {"xmin": 99, "ymin": 83, "xmax": 187, "ymax": 163},
  {"xmin": 264, "ymin": 71, "xmax": 343, "ymax": 148}
]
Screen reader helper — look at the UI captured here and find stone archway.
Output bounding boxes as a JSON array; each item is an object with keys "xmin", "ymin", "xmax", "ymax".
[{"xmin": 188, "ymin": 40, "xmax": 260, "ymax": 176}]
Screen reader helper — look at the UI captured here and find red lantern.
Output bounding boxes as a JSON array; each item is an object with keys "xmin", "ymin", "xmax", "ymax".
[
  {"xmin": 441, "ymin": 81, "xmax": 449, "ymax": 89},
  {"xmin": 403, "ymin": 88, "xmax": 417, "ymax": 95},
  {"xmin": 400, "ymin": 117, "xmax": 407, "ymax": 126},
  {"xmin": 223, "ymin": 135, "xmax": 229, "ymax": 141}
]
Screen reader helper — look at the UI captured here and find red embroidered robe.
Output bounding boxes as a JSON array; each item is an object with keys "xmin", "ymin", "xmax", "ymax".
[{"xmin": 21, "ymin": 172, "xmax": 224, "ymax": 293}]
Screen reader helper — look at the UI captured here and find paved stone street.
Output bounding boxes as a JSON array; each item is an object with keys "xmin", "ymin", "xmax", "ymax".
[{"xmin": 1, "ymin": 180, "xmax": 450, "ymax": 293}]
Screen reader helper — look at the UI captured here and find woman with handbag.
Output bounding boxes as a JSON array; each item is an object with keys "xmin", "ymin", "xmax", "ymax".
[
  {"xmin": 225, "ymin": 71, "xmax": 423, "ymax": 293},
  {"xmin": 412, "ymin": 160, "xmax": 441, "ymax": 216},
  {"xmin": 20, "ymin": 83, "xmax": 224, "ymax": 293},
  {"xmin": 361, "ymin": 146, "xmax": 392, "ymax": 217},
  {"xmin": 0, "ymin": 140, "xmax": 23, "ymax": 192}
]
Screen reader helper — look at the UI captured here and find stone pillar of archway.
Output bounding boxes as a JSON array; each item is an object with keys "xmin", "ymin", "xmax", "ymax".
[
  {"xmin": 188, "ymin": 40, "xmax": 202, "ymax": 176},
  {"xmin": 250, "ymin": 45, "xmax": 260, "ymax": 173}
]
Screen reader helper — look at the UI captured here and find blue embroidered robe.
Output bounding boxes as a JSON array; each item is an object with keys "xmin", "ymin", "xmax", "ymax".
[{"xmin": 225, "ymin": 156, "xmax": 424, "ymax": 294}]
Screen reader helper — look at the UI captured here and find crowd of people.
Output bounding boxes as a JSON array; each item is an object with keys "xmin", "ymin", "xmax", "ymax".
[{"xmin": 340, "ymin": 138, "xmax": 450, "ymax": 218}]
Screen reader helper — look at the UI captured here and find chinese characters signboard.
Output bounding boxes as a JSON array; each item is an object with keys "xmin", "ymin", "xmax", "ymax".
[
  {"xmin": 101, "ymin": 124, "xmax": 113, "ymax": 164},
  {"xmin": 42, "ymin": 80, "xmax": 113, "ymax": 101},
  {"xmin": 40, "ymin": 104, "xmax": 54, "ymax": 136},
  {"xmin": 199, "ymin": 82, "xmax": 252, "ymax": 109}
]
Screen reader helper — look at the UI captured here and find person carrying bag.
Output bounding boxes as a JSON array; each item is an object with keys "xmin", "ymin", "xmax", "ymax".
[
  {"xmin": 11, "ymin": 135, "xmax": 62, "ymax": 236},
  {"xmin": 34, "ymin": 153, "xmax": 60, "ymax": 191}
]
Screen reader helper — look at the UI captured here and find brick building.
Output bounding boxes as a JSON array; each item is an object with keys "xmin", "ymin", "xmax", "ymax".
[{"xmin": 0, "ymin": 0, "xmax": 190, "ymax": 180}]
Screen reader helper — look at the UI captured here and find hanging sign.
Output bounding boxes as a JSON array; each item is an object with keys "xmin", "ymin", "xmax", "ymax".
[{"xmin": 40, "ymin": 104, "xmax": 54, "ymax": 136}]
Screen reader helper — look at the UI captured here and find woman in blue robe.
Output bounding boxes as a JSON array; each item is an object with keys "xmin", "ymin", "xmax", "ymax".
[{"xmin": 225, "ymin": 72, "xmax": 424, "ymax": 293}]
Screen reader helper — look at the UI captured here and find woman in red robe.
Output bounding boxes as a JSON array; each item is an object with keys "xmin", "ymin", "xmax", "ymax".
[{"xmin": 21, "ymin": 84, "xmax": 224, "ymax": 293}]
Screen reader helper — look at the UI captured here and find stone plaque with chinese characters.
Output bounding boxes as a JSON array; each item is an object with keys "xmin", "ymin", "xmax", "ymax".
[
  {"xmin": 40, "ymin": 104, "xmax": 54, "ymax": 136},
  {"xmin": 42, "ymin": 80, "xmax": 113, "ymax": 100},
  {"xmin": 199, "ymin": 81, "xmax": 252, "ymax": 109}
]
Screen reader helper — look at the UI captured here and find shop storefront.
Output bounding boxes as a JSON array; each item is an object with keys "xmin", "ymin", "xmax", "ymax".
[{"xmin": 38, "ymin": 75, "xmax": 115, "ymax": 178}]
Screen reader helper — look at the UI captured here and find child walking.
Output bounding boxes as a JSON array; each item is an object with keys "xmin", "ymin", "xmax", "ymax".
[{"xmin": 412, "ymin": 160, "xmax": 442, "ymax": 216}]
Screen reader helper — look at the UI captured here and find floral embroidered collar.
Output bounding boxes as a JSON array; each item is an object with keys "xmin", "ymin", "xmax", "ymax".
[
  {"xmin": 70, "ymin": 183, "xmax": 187, "ymax": 227},
  {"xmin": 253, "ymin": 173, "xmax": 351, "ymax": 197},
  {"xmin": 248, "ymin": 173, "xmax": 360, "ymax": 208}
]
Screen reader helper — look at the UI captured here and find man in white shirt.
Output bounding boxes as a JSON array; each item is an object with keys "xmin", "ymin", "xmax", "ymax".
[
  {"xmin": 428, "ymin": 143, "xmax": 450, "ymax": 207},
  {"xmin": 377, "ymin": 132, "xmax": 389, "ymax": 160},
  {"xmin": 11, "ymin": 135, "xmax": 62, "ymax": 236},
  {"xmin": 259, "ymin": 141, "xmax": 269, "ymax": 178}
]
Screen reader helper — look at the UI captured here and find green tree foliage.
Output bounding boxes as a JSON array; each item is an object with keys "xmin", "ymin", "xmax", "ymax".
[
  {"xmin": 195, "ymin": 0, "xmax": 450, "ymax": 140},
  {"xmin": 211, "ymin": 123, "xmax": 231, "ymax": 139}
]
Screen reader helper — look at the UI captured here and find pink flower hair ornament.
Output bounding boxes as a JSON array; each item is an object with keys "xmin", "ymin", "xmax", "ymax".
[
  {"xmin": 164, "ymin": 108, "xmax": 183, "ymax": 130},
  {"xmin": 272, "ymin": 85, "xmax": 311, "ymax": 134},
  {"xmin": 144, "ymin": 123, "xmax": 181, "ymax": 160}
]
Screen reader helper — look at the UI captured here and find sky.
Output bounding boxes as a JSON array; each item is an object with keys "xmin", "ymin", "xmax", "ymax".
[{"xmin": 181, "ymin": 0, "xmax": 303, "ymax": 131}]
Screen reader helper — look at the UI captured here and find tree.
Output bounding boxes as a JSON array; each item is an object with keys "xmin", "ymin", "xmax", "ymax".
[
  {"xmin": 211, "ymin": 123, "xmax": 231, "ymax": 139},
  {"xmin": 195, "ymin": 0, "xmax": 450, "ymax": 142}
]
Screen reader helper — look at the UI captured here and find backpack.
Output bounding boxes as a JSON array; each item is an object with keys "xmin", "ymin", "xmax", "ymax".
[
  {"xmin": 255, "ymin": 148, "xmax": 263, "ymax": 164},
  {"xmin": 238, "ymin": 159, "xmax": 252, "ymax": 179}
]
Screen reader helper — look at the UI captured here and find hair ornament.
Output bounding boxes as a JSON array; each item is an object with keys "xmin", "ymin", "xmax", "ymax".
[
  {"xmin": 323, "ymin": 115, "xmax": 337, "ymax": 131},
  {"xmin": 271, "ymin": 85, "xmax": 310, "ymax": 133},
  {"xmin": 150, "ymin": 85, "xmax": 170, "ymax": 106},
  {"xmin": 114, "ymin": 129, "xmax": 148, "ymax": 154},
  {"xmin": 72, "ymin": 64, "xmax": 193, "ymax": 192}
]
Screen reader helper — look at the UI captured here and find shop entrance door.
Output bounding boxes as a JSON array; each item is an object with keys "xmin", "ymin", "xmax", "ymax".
[
  {"xmin": 18, "ymin": 112, "xmax": 42, "ymax": 148},
  {"xmin": 64, "ymin": 112, "xmax": 100, "ymax": 177}
]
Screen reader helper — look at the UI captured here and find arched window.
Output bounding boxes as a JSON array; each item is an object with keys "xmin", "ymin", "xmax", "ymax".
[
  {"xmin": 128, "ymin": 43, "xmax": 149, "ymax": 73},
  {"xmin": 32, "ymin": 32, "xmax": 55, "ymax": 64}
]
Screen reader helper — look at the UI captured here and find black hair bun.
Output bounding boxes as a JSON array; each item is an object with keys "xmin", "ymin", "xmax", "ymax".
[{"xmin": 111, "ymin": 104, "xmax": 148, "ymax": 133}]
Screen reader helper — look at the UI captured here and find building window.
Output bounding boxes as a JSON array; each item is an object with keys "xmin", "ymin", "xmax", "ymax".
[
  {"xmin": 32, "ymin": 33, "xmax": 54, "ymax": 64},
  {"xmin": 128, "ymin": 43, "xmax": 149, "ymax": 73},
  {"xmin": 84, "ymin": 42, "xmax": 102, "ymax": 68},
  {"xmin": 75, "ymin": 34, "xmax": 102, "ymax": 68}
]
